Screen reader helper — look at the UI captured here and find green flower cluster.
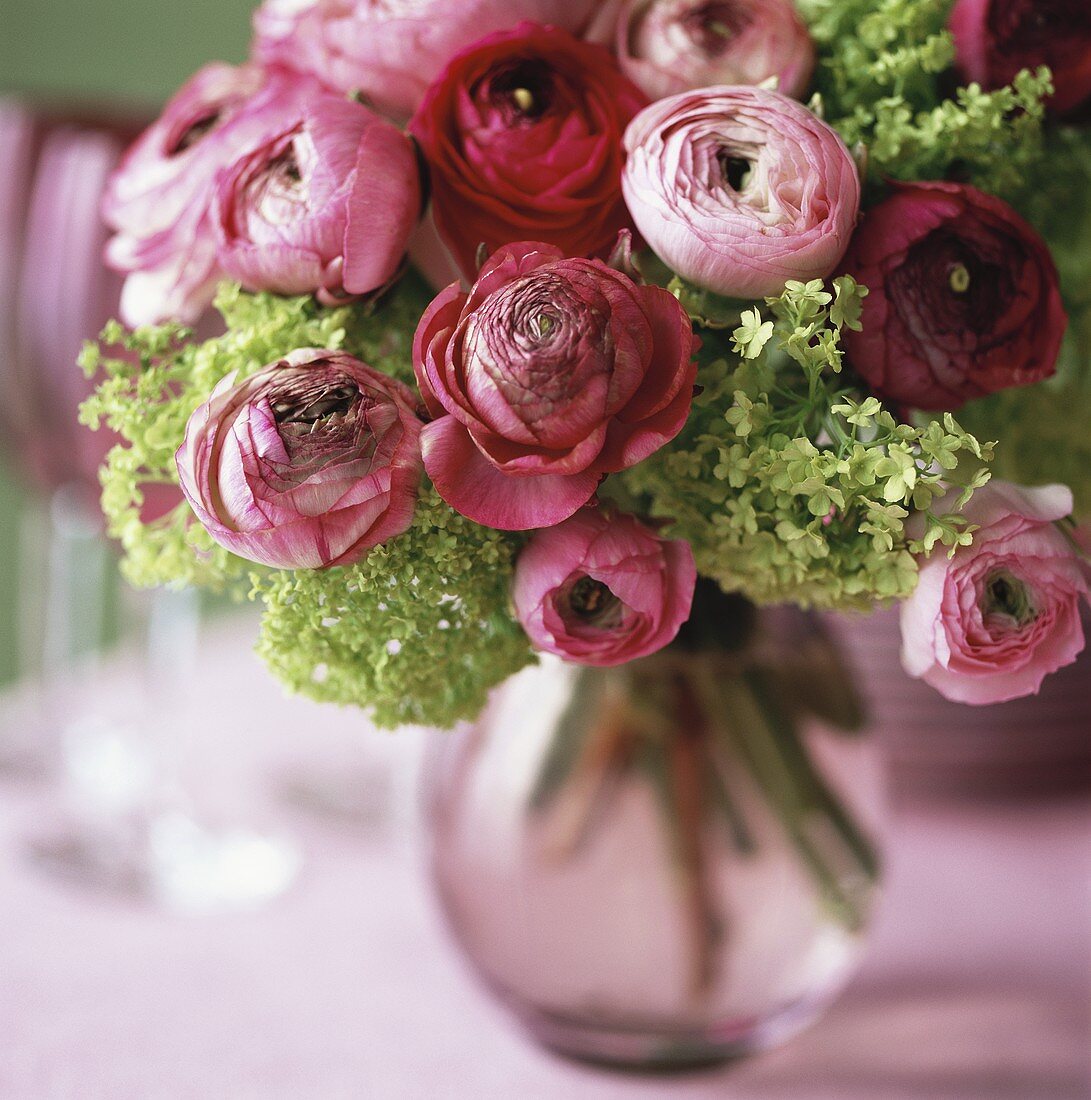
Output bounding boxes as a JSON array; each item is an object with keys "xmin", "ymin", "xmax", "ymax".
[
  {"xmin": 614, "ymin": 280, "xmax": 993, "ymax": 611},
  {"xmin": 254, "ymin": 483, "xmax": 532, "ymax": 728},
  {"xmin": 798, "ymin": 0, "xmax": 1051, "ymax": 197},
  {"xmin": 81, "ymin": 278, "xmax": 532, "ymax": 728}
]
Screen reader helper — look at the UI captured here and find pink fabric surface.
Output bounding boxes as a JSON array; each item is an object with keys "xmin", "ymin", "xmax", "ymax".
[{"xmin": 0, "ymin": 615, "xmax": 1088, "ymax": 1099}]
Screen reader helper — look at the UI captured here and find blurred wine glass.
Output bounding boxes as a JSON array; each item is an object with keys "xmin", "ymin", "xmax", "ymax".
[{"xmin": 0, "ymin": 98, "xmax": 300, "ymax": 912}]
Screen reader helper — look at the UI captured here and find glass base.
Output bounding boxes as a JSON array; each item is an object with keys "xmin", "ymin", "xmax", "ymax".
[
  {"xmin": 514, "ymin": 992, "xmax": 833, "ymax": 1072},
  {"xmin": 28, "ymin": 810, "xmax": 302, "ymax": 915}
]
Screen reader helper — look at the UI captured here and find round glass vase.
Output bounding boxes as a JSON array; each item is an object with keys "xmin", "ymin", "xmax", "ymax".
[{"xmin": 423, "ymin": 595, "xmax": 884, "ymax": 1070}]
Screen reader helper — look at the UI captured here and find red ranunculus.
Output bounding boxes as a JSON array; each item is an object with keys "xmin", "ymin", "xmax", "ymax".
[
  {"xmin": 949, "ymin": 0, "xmax": 1091, "ymax": 116},
  {"xmin": 408, "ymin": 22, "xmax": 649, "ymax": 279},
  {"xmin": 840, "ymin": 181, "xmax": 1066, "ymax": 411}
]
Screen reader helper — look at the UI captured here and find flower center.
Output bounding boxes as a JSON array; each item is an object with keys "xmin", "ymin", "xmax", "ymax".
[
  {"xmin": 274, "ymin": 383, "xmax": 358, "ymax": 425},
  {"xmin": 246, "ymin": 133, "xmax": 311, "ymax": 229},
  {"xmin": 486, "ymin": 60, "xmax": 554, "ymax": 121},
  {"xmin": 568, "ymin": 576, "xmax": 624, "ymax": 629},
  {"xmin": 983, "ymin": 570, "xmax": 1036, "ymax": 627},
  {"xmin": 949, "ymin": 263, "xmax": 971, "ymax": 294},
  {"xmin": 683, "ymin": 2, "xmax": 749, "ymax": 55},
  {"xmin": 718, "ymin": 151, "xmax": 752, "ymax": 191}
]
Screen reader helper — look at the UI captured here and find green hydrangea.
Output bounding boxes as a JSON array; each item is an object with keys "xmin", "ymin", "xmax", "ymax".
[
  {"xmin": 798, "ymin": 0, "xmax": 1052, "ymax": 198},
  {"xmin": 613, "ymin": 280, "xmax": 993, "ymax": 611},
  {"xmin": 254, "ymin": 484, "xmax": 533, "ymax": 728}
]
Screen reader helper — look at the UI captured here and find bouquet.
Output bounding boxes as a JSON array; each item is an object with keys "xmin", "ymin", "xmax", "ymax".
[{"xmin": 81, "ymin": 0, "xmax": 1091, "ymax": 732}]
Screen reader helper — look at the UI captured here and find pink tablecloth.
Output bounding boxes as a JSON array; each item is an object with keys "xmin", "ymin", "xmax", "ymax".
[{"xmin": 0, "ymin": 616, "xmax": 1088, "ymax": 1099}]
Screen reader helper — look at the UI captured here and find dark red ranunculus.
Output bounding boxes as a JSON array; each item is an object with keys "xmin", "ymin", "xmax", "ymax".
[
  {"xmin": 408, "ymin": 22, "xmax": 649, "ymax": 279},
  {"xmin": 949, "ymin": 0, "xmax": 1091, "ymax": 116},
  {"xmin": 840, "ymin": 181, "xmax": 1066, "ymax": 412}
]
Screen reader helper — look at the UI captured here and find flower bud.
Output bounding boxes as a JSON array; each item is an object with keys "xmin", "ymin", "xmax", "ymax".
[{"xmin": 513, "ymin": 507, "xmax": 697, "ymax": 666}]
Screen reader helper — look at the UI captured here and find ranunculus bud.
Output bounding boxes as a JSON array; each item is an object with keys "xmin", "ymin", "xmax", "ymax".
[
  {"xmin": 176, "ymin": 349, "xmax": 423, "ymax": 569},
  {"xmin": 840, "ymin": 181, "xmax": 1066, "ymax": 411},
  {"xmin": 622, "ymin": 86, "xmax": 860, "ymax": 299},
  {"xmin": 901, "ymin": 481, "xmax": 1088, "ymax": 704},
  {"xmin": 513, "ymin": 507, "xmax": 697, "ymax": 666},
  {"xmin": 102, "ymin": 63, "xmax": 265, "ymax": 326},
  {"xmin": 412, "ymin": 242, "xmax": 697, "ymax": 531},
  {"xmin": 409, "ymin": 23, "xmax": 648, "ymax": 280},
  {"xmin": 252, "ymin": 0, "xmax": 600, "ymax": 120},
  {"xmin": 102, "ymin": 66, "xmax": 322, "ymax": 326},
  {"xmin": 616, "ymin": 0, "xmax": 815, "ymax": 102},
  {"xmin": 949, "ymin": 0, "xmax": 1091, "ymax": 116},
  {"xmin": 213, "ymin": 94, "xmax": 421, "ymax": 302}
]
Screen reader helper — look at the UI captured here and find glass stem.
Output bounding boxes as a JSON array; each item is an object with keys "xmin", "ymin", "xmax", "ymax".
[{"xmin": 690, "ymin": 661, "xmax": 874, "ymax": 932}]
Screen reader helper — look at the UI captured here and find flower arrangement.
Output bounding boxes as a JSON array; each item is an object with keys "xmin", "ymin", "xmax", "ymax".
[{"xmin": 81, "ymin": 0, "xmax": 1091, "ymax": 731}]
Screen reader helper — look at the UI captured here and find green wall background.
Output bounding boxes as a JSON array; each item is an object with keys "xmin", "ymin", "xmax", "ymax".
[{"xmin": 0, "ymin": 0, "xmax": 255, "ymax": 685}]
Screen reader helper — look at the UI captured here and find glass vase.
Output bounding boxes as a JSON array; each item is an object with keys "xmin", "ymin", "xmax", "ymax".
[{"xmin": 423, "ymin": 595, "xmax": 884, "ymax": 1070}]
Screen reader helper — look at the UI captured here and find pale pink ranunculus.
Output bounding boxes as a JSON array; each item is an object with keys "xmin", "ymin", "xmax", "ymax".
[
  {"xmin": 900, "ymin": 481, "xmax": 1089, "ymax": 705},
  {"xmin": 513, "ymin": 507, "xmax": 697, "ymax": 666},
  {"xmin": 412, "ymin": 241, "xmax": 697, "ymax": 531},
  {"xmin": 251, "ymin": 0, "xmax": 600, "ymax": 120},
  {"xmin": 616, "ymin": 0, "xmax": 816, "ymax": 102},
  {"xmin": 622, "ymin": 86, "xmax": 860, "ymax": 299},
  {"xmin": 102, "ymin": 64, "xmax": 320, "ymax": 326},
  {"xmin": 176, "ymin": 348, "xmax": 423, "ymax": 569},
  {"xmin": 213, "ymin": 93, "xmax": 421, "ymax": 302}
]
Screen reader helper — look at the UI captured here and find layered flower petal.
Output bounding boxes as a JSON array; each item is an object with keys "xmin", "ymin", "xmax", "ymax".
[
  {"xmin": 176, "ymin": 348, "xmax": 423, "ymax": 569},
  {"xmin": 840, "ymin": 181, "xmax": 1066, "ymax": 411},
  {"xmin": 412, "ymin": 242, "xmax": 697, "ymax": 531},
  {"xmin": 622, "ymin": 85, "xmax": 860, "ymax": 299},
  {"xmin": 409, "ymin": 23, "xmax": 648, "ymax": 279},
  {"xmin": 949, "ymin": 0, "xmax": 1091, "ymax": 116},
  {"xmin": 900, "ymin": 481, "xmax": 1088, "ymax": 704},
  {"xmin": 513, "ymin": 507, "xmax": 697, "ymax": 666},
  {"xmin": 213, "ymin": 93, "xmax": 421, "ymax": 301},
  {"xmin": 616, "ymin": 0, "xmax": 815, "ymax": 102},
  {"xmin": 102, "ymin": 66, "xmax": 325, "ymax": 326},
  {"xmin": 252, "ymin": 0, "xmax": 600, "ymax": 119}
]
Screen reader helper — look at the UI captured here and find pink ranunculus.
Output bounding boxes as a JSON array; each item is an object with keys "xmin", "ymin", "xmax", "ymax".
[
  {"xmin": 621, "ymin": 86, "xmax": 861, "ymax": 299},
  {"xmin": 251, "ymin": 0, "xmax": 600, "ymax": 120},
  {"xmin": 176, "ymin": 348, "xmax": 423, "ymax": 569},
  {"xmin": 513, "ymin": 507, "xmax": 697, "ymax": 666},
  {"xmin": 616, "ymin": 0, "xmax": 816, "ymax": 102},
  {"xmin": 102, "ymin": 65, "xmax": 320, "ymax": 326},
  {"xmin": 412, "ymin": 242, "xmax": 698, "ymax": 531},
  {"xmin": 213, "ymin": 93, "xmax": 421, "ymax": 302},
  {"xmin": 900, "ymin": 481, "xmax": 1089, "ymax": 705}
]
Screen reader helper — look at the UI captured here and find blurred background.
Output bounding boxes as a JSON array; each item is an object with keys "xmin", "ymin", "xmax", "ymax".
[{"xmin": 0, "ymin": 0, "xmax": 254, "ymax": 688}]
